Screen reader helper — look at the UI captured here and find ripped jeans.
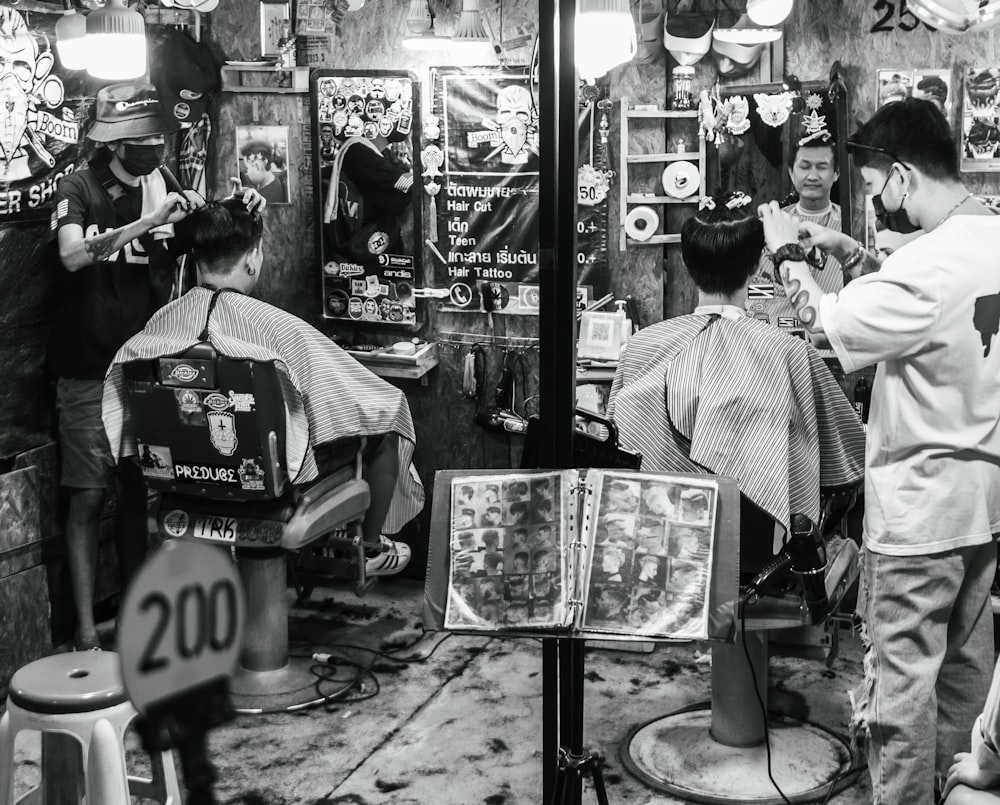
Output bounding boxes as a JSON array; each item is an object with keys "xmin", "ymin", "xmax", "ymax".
[{"xmin": 854, "ymin": 542, "xmax": 997, "ymax": 804}]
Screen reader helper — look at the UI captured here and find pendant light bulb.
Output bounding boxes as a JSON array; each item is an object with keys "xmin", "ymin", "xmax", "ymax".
[
  {"xmin": 746, "ymin": 0, "xmax": 793, "ymax": 26},
  {"xmin": 575, "ymin": 0, "xmax": 637, "ymax": 83},
  {"xmin": 85, "ymin": 0, "xmax": 146, "ymax": 80},
  {"xmin": 55, "ymin": 6, "xmax": 88, "ymax": 72}
]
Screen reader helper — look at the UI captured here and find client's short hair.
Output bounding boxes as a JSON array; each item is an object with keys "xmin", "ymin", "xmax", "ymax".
[
  {"xmin": 190, "ymin": 198, "xmax": 263, "ymax": 274},
  {"xmin": 680, "ymin": 192, "xmax": 764, "ymax": 295}
]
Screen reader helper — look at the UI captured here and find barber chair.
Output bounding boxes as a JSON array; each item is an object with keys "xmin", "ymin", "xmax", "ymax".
[
  {"xmin": 621, "ymin": 485, "xmax": 863, "ymax": 804},
  {"xmin": 122, "ymin": 341, "xmax": 372, "ymax": 712}
]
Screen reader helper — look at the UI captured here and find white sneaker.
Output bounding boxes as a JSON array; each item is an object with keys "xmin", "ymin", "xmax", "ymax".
[{"xmin": 365, "ymin": 535, "xmax": 411, "ymax": 577}]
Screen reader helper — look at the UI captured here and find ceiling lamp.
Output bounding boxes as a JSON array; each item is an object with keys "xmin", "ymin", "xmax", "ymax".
[
  {"xmin": 451, "ymin": 0, "xmax": 490, "ymax": 42},
  {"xmin": 402, "ymin": 0, "xmax": 451, "ymax": 48},
  {"xmin": 55, "ymin": 1, "xmax": 88, "ymax": 72},
  {"xmin": 907, "ymin": 0, "xmax": 976, "ymax": 32},
  {"xmin": 975, "ymin": 1, "xmax": 1000, "ymax": 29},
  {"xmin": 713, "ymin": 12, "xmax": 781, "ymax": 44},
  {"xmin": 576, "ymin": 0, "xmax": 637, "ymax": 83},
  {"xmin": 85, "ymin": 0, "xmax": 146, "ymax": 80},
  {"xmin": 746, "ymin": 0, "xmax": 793, "ymax": 26}
]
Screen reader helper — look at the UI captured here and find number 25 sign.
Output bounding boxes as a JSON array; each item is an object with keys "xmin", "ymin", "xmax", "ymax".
[{"xmin": 118, "ymin": 540, "xmax": 245, "ymax": 714}]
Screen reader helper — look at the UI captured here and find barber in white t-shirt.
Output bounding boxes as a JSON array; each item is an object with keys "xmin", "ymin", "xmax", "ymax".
[{"xmin": 758, "ymin": 98, "xmax": 1000, "ymax": 805}]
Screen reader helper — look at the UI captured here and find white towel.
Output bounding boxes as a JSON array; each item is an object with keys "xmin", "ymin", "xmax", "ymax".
[{"xmin": 140, "ymin": 169, "xmax": 175, "ymax": 241}]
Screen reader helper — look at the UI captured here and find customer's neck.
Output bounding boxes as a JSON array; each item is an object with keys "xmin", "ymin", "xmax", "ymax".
[{"xmin": 698, "ymin": 289, "xmax": 747, "ymax": 309}]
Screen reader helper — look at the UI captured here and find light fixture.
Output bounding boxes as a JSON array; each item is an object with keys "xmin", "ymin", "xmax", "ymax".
[
  {"xmin": 55, "ymin": 1, "xmax": 88, "ymax": 72},
  {"xmin": 402, "ymin": 0, "xmax": 451, "ymax": 49},
  {"xmin": 713, "ymin": 12, "xmax": 782, "ymax": 44},
  {"xmin": 85, "ymin": 0, "xmax": 146, "ymax": 80},
  {"xmin": 746, "ymin": 0, "xmax": 793, "ymax": 26},
  {"xmin": 451, "ymin": 0, "xmax": 489, "ymax": 41},
  {"xmin": 907, "ymin": 0, "xmax": 976, "ymax": 34},
  {"xmin": 975, "ymin": 1, "xmax": 1000, "ymax": 29},
  {"xmin": 575, "ymin": 0, "xmax": 637, "ymax": 83}
]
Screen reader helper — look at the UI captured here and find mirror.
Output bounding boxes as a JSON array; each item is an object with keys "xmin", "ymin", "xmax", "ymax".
[
  {"xmin": 312, "ymin": 70, "xmax": 423, "ymax": 328},
  {"xmin": 705, "ymin": 76, "xmax": 853, "ymax": 239}
]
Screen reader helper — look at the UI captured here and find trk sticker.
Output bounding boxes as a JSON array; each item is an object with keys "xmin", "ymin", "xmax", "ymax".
[{"xmin": 207, "ymin": 411, "xmax": 238, "ymax": 456}]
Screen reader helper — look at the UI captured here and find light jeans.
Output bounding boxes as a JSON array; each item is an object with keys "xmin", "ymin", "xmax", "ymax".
[{"xmin": 855, "ymin": 541, "xmax": 997, "ymax": 805}]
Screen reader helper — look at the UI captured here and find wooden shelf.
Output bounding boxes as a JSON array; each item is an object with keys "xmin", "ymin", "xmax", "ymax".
[
  {"xmin": 626, "ymin": 234, "xmax": 681, "ymax": 246},
  {"xmin": 619, "ymin": 97, "xmax": 706, "ymax": 251},
  {"xmin": 626, "ymin": 109, "xmax": 699, "ymax": 119},
  {"xmin": 625, "ymin": 152, "xmax": 701, "ymax": 163},
  {"xmin": 626, "ymin": 194, "xmax": 698, "ymax": 205},
  {"xmin": 221, "ymin": 65, "xmax": 309, "ymax": 94},
  {"xmin": 345, "ymin": 342, "xmax": 439, "ymax": 384}
]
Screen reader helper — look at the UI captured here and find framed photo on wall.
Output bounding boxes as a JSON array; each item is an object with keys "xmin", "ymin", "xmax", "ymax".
[
  {"xmin": 876, "ymin": 68, "xmax": 952, "ymax": 119},
  {"xmin": 260, "ymin": 1, "xmax": 290, "ymax": 58},
  {"xmin": 236, "ymin": 124, "xmax": 290, "ymax": 205},
  {"xmin": 962, "ymin": 67, "xmax": 1000, "ymax": 172}
]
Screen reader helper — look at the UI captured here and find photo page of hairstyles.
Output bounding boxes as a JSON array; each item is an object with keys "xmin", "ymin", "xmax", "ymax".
[{"xmin": 443, "ymin": 469, "xmax": 720, "ymax": 640}]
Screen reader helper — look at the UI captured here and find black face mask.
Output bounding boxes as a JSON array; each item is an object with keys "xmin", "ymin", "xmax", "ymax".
[
  {"xmin": 118, "ymin": 144, "xmax": 163, "ymax": 177},
  {"xmin": 872, "ymin": 167, "xmax": 921, "ymax": 234}
]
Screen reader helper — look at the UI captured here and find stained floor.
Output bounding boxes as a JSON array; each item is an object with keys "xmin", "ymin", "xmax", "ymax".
[{"xmin": 7, "ymin": 576, "xmax": 872, "ymax": 804}]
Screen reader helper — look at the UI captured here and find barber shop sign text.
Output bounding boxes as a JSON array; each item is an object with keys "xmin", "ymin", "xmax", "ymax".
[{"xmin": 0, "ymin": 7, "xmax": 84, "ymax": 223}]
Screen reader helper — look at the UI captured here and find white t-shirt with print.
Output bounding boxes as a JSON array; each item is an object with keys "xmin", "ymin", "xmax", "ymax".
[{"xmin": 819, "ymin": 214, "xmax": 1000, "ymax": 556}]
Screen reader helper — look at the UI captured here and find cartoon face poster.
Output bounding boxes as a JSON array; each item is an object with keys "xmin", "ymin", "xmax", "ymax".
[{"xmin": 0, "ymin": 8, "xmax": 86, "ymax": 224}]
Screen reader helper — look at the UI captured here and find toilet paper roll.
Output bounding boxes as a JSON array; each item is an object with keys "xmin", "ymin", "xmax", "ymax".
[
  {"xmin": 625, "ymin": 206, "xmax": 660, "ymax": 241},
  {"xmin": 662, "ymin": 161, "xmax": 700, "ymax": 199}
]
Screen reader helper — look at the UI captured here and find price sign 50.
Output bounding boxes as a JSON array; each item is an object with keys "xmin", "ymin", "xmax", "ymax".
[{"xmin": 119, "ymin": 541, "xmax": 245, "ymax": 714}]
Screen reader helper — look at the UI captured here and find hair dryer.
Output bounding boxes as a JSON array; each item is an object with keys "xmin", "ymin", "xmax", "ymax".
[{"xmin": 743, "ymin": 513, "xmax": 829, "ymax": 625}]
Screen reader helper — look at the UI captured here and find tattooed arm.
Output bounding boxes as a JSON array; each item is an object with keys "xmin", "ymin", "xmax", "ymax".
[
  {"xmin": 57, "ymin": 190, "xmax": 204, "ymax": 272},
  {"xmin": 758, "ymin": 201, "xmax": 831, "ymax": 348},
  {"xmin": 798, "ymin": 221, "xmax": 881, "ymax": 282}
]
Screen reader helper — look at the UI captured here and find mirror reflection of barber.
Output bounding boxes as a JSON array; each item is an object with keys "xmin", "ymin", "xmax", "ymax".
[{"xmin": 746, "ymin": 131, "xmax": 845, "ymax": 329}]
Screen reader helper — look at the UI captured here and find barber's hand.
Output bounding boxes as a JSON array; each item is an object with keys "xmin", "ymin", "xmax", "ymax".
[
  {"xmin": 798, "ymin": 221, "xmax": 854, "ymax": 255},
  {"xmin": 758, "ymin": 201, "xmax": 801, "ymax": 253},
  {"xmin": 229, "ymin": 177, "xmax": 267, "ymax": 212},
  {"xmin": 941, "ymin": 752, "xmax": 1000, "ymax": 801},
  {"xmin": 151, "ymin": 190, "xmax": 206, "ymax": 226}
]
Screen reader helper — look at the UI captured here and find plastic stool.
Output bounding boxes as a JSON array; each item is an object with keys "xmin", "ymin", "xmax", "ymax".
[{"xmin": 0, "ymin": 651, "xmax": 183, "ymax": 805}]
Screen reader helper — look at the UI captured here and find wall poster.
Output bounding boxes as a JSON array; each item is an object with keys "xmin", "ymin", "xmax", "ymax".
[
  {"xmin": 312, "ymin": 70, "xmax": 422, "ymax": 328},
  {"xmin": 0, "ymin": 7, "xmax": 88, "ymax": 224},
  {"xmin": 236, "ymin": 125, "xmax": 290, "ymax": 205},
  {"xmin": 962, "ymin": 67, "xmax": 1000, "ymax": 172}
]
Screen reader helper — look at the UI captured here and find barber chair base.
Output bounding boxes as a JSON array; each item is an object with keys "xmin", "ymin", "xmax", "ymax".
[
  {"xmin": 621, "ymin": 703, "xmax": 856, "ymax": 805},
  {"xmin": 230, "ymin": 656, "xmax": 353, "ymax": 714}
]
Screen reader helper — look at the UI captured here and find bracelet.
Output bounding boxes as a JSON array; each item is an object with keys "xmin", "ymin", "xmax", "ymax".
[{"xmin": 840, "ymin": 244, "xmax": 866, "ymax": 272}]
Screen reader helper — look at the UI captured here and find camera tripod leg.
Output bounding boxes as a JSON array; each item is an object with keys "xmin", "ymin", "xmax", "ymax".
[
  {"xmin": 590, "ymin": 754, "xmax": 610, "ymax": 805},
  {"xmin": 550, "ymin": 748, "xmax": 611, "ymax": 805}
]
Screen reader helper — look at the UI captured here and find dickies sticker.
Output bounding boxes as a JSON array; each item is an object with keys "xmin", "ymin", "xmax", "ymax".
[{"xmin": 203, "ymin": 392, "xmax": 229, "ymax": 411}]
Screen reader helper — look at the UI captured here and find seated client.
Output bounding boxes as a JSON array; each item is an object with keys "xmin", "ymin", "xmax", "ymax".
[
  {"xmin": 103, "ymin": 197, "xmax": 424, "ymax": 575},
  {"xmin": 608, "ymin": 191, "xmax": 866, "ymax": 540}
]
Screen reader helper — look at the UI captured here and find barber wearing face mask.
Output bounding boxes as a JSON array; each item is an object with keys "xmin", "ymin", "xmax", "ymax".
[
  {"xmin": 46, "ymin": 82, "xmax": 261, "ymax": 653},
  {"xmin": 758, "ymin": 98, "xmax": 1000, "ymax": 805}
]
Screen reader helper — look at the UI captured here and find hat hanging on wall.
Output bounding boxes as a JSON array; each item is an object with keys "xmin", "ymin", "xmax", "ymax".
[
  {"xmin": 173, "ymin": 0, "xmax": 220, "ymax": 11},
  {"xmin": 663, "ymin": 10, "xmax": 714, "ymax": 66},
  {"xmin": 148, "ymin": 26, "xmax": 221, "ymax": 125},
  {"xmin": 711, "ymin": 30, "xmax": 764, "ymax": 77},
  {"xmin": 635, "ymin": 0, "xmax": 665, "ymax": 64},
  {"xmin": 662, "ymin": 160, "xmax": 699, "ymax": 198}
]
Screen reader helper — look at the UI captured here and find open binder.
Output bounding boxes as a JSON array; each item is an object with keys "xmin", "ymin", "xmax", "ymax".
[{"xmin": 423, "ymin": 469, "xmax": 741, "ymax": 642}]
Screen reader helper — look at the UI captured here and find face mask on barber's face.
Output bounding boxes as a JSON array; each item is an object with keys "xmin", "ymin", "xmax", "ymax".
[
  {"xmin": 872, "ymin": 166, "xmax": 921, "ymax": 234},
  {"xmin": 117, "ymin": 143, "xmax": 163, "ymax": 176}
]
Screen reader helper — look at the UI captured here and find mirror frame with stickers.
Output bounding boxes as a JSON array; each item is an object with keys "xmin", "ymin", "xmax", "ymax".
[
  {"xmin": 706, "ymin": 77, "xmax": 853, "ymax": 241},
  {"xmin": 312, "ymin": 69, "xmax": 423, "ymax": 330}
]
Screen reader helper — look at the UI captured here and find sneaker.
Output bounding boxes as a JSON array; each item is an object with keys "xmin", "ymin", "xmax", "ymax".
[{"xmin": 364, "ymin": 535, "xmax": 411, "ymax": 577}]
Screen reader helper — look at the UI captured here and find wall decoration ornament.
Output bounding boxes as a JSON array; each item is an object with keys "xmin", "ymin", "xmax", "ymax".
[
  {"xmin": 754, "ymin": 91, "xmax": 793, "ymax": 127},
  {"xmin": 698, "ymin": 87, "xmax": 750, "ymax": 145}
]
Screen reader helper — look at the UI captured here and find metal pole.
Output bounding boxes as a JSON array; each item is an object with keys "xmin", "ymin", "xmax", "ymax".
[{"xmin": 538, "ymin": 0, "xmax": 579, "ymax": 797}]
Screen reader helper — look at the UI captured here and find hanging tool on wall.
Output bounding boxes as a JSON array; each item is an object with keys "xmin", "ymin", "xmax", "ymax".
[
  {"xmin": 475, "ymin": 349, "xmax": 529, "ymax": 434},
  {"xmin": 463, "ymin": 343, "xmax": 486, "ymax": 400}
]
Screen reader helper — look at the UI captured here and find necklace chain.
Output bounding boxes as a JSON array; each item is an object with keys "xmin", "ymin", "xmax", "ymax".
[{"xmin": 933, "ymin": 192, "xmax": 973, "ymax": 230}]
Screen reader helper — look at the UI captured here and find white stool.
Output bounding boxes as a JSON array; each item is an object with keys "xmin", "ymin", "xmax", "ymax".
[{"xmin": 0, "ymin": 651, "xmax": 183, "ymax": 805}]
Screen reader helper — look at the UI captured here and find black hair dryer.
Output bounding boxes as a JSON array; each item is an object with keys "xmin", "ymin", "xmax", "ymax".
[{"xmin": 744, "ymin": 513, "xmax": 829, "ymax": 625}]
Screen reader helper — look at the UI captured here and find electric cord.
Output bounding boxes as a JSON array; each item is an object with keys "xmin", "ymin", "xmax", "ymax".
[{"xmin": 740, "ymin": 601, "xmax": 793, "ymax": 805}]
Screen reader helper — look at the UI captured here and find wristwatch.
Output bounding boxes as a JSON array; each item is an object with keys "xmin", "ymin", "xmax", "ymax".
[{"xmin": 772, "ymin": 242, "xmax": 808, "ymax": 268}]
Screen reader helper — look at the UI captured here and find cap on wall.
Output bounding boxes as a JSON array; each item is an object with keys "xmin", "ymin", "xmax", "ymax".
[
  {"xmin": 663, "ymin": 11, "xmax": 714, "ymax": 66},
  {"xmin": 148, "ymin": 26, "xmax": 221, "ymax": 124},
  {"xmin": 87, "ymin": 83, "xmax": 180, "ymax": 142}
]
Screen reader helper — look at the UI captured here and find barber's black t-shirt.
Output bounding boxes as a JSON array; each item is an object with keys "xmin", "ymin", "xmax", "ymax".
[
  {"xmin": 47, "ymin": 165, "xmax": 182, "ymax": 380},
  {"xmin": 340, "ymin": 146, "xmax": 411, "ymax": 217}
]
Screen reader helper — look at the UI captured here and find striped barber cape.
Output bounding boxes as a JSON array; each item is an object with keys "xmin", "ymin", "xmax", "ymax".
[
  {"xmin": 608, "ymin": 312, "xmax": 865, "ymax": 534},
  {"xmin": 103, "ymin": 287, "xmax": 424, "ymax": 533}
]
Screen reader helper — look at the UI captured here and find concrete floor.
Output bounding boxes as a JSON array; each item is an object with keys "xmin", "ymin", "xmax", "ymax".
[{"xmin": 8, "ymin": 577, "xmax": 873, "ymax": 804}]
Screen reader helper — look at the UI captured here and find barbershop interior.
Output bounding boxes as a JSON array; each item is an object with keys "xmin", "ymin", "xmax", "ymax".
[{"xmin": 3, "ymin": 0, "xmax": 1000, "ymax": 802}]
